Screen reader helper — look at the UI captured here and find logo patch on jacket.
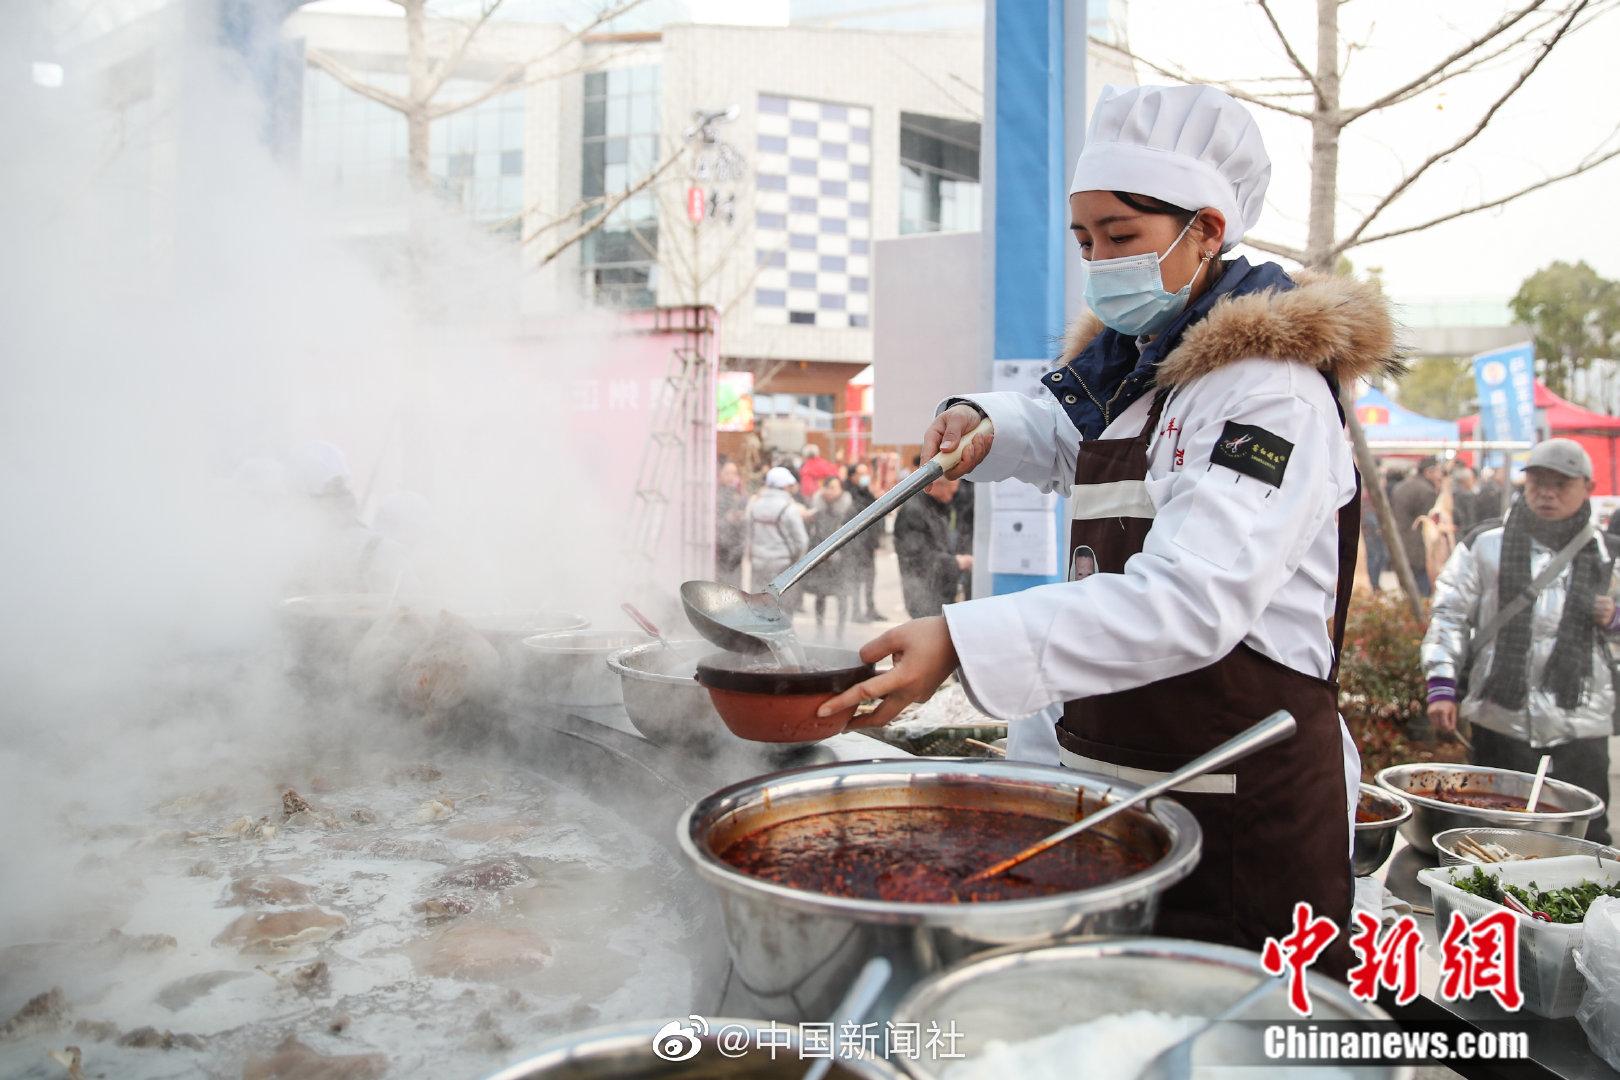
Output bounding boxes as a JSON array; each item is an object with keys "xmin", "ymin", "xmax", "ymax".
[{"xmin": 1211, "ymin": 421, "xmax": 1293, "ymax": 487}]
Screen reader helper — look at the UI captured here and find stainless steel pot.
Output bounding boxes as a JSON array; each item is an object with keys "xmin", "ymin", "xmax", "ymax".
[
  {"xmin": 677, "ymin": 758, "xmax": 1201, "ymax": 1023},
  {"xmin": 890, "ymin": 938, "xmax": 1411, "ymax": 1080},
  {"xmin": 606, "ymin": 641, "xmax": 724, "ymax": 749},
  {"xmin": 1375, "ymin": 763, "xmax": 1605, "ymax": 855},
  {"xmin": 521, "ymin": 630, "xmax": 650, "ymax": 709},
  {"xmin": 485, "ymin": 1018, "xmax": 903, "ymax": 1079},
  {"xmin": 1352, "ymin": 782, "xmax": 1412, "ymax": 877}
]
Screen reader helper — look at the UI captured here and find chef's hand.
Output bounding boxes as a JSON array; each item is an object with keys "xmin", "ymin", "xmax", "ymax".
[
  {"xmin": 1595, "ymin": 596, "xmax": 1616, "ymax": 627},
  {"xmin": 816, "ymin": 616, "xmax": 959, "ymax": 727},
  {"xmin": 1428, "ymin": 700, "xmax": 1458, "ymax": 735},
  {"xmin": 923, "ymin": 405, "xmax": 994, "ymax": 480}
]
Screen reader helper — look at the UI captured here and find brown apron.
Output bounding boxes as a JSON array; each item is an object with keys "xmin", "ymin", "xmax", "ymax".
[{"xmin": 1057, "ymin": 389, "xmax": 1359, "ymax": 979}]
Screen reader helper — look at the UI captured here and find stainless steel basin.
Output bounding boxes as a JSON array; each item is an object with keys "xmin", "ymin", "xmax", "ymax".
[
  {"xmin": 678, "ymin": 758, "xmax": 1201, "ymax": 1023},
  {"xmin": 890, "ymin": 938, "xmax": 1411, "ymax": 1079},
  {"xmin": 1376, "ymin": 762, "xmax": 1605, "ymax": 855},
  {"xmin": 1352, "ymin": 782, "xmax": 1412, "ymax": 877}
]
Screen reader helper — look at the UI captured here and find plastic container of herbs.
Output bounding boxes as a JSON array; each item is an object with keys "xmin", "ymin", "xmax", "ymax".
[{"xmin": 1418, "ymin": 854, "xmax": 1620, "ymax": 1018}]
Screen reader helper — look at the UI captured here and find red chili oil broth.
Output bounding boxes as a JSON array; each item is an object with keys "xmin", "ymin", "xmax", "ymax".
[{"xmin": 717, "ymin": 806, "xmax": 1156, "ymax": 903}]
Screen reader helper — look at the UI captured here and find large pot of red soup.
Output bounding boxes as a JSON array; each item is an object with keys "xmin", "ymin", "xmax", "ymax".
[{"xmin": 676, "ymin": 758, "xmax": 1201, "ymax": 1022}]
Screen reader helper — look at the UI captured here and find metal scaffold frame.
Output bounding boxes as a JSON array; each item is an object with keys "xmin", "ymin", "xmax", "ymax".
[{"xmin": 626, "ymin": 304, "xmax": 717, "ymax": 581}]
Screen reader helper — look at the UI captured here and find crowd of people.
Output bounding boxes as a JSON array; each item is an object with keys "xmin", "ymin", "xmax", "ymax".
[
  {"xmin": 715, "ymin": 444, "xmax": 975, "ymax": 635},
  {"xmin": 1364, "ymin": 455, "xmax": 1511, "ymax": 597}
]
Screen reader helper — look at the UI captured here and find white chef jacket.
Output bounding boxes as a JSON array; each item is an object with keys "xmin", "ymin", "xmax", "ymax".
[{"xmin": 942, "ymin": 357, "xmax": 1363, "ymax": 848}]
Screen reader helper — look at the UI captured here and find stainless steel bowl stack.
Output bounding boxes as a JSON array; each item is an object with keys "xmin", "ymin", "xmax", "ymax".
[
  {"xmin": 606, "ymin": 641, "xmax": 724, "ymax": 749},
  {"xmin": 678, "ymin": 758, "xmax": 1201, "ymax": 1023},
  {"xmin": 1352, "ymin": 782, "xmax": 1413, "ymax": 877},
  {"xmin": 890, "ymin": 938, "xmax": 1411, "ymax": 1080},
  {"xmin": 1375, "ymin": 763, "xmax": 1606, "ymax": 855}
]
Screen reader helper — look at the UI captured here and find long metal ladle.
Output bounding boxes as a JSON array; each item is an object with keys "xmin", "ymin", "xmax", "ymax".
[
  {"xmin": 963, "ymin": 711, "xmax": 1298, "ymax": 884},
  {"xmin": 682, "ymin": 417, "xmax": 993, "ymax": 653}
]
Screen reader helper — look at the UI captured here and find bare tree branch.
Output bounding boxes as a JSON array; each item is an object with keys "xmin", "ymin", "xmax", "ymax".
[
  {"xmin": 535, "ymin": 140, "xmax": 688, "ymax": 267},
  {"xmin": 421, "ymin": 0, "xmax": 508, "ymax": 102},
  {"xmin": 1087, "ymin": 36, "xmax": 1315, "ymax": 120},
  {"xmin": 1255, "ymin": 0, "xmax": 1325, "ymax": 101},
  {"xmin": 1241, "ymin": 235, "xmax": 1306, "ymax": 262},
  {"xmin": 306, "ymin": 49, "xmax": 412, "ymax": 112},
  {"xmin": 428, "ymin": 45, "xmax": 646, "ymax": 120},
  {"xmin": 1366, "ymin": 2, "xmax": 1612, "ymax": 112},
  {"xmin": 1347, "ymin": 141, "xmax": 1620, "ymax": 249},
  {"xmin": 1340, "ymin": 0, "xmax": 1552, "ymax": 122},
  {"xmin": 1334, "ymin": 0, "xmax": 1586, "ymax": 255}
]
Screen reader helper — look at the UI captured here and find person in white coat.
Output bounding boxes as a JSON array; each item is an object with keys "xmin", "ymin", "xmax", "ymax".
[{"xmin": 817, "ymin": 84, "xmax": 1400, "ymax": 976}]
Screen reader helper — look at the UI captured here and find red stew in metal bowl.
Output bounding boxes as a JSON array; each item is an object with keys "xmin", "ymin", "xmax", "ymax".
[
  {"xmin": 718, "ymin": 806, "xmax": 1156, "ymax": 903},
  {"xmin": 1356, "ymin": 792, "xmax": 1395, "ymax": 824},
  {"xmin": 1412, "ymin": 787, "xmax": 1553, "ymax": 813}
]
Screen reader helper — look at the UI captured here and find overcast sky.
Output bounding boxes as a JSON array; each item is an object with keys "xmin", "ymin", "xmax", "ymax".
[{"xmin": 1124, "ymin": 0, "xmax": 1620, "ymax": 303}]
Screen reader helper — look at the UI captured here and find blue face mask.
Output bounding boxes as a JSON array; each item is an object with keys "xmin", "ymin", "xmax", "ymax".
[{"xmin": 1081, "ymin": 219, "xmax": 1208, "ymax": 338}]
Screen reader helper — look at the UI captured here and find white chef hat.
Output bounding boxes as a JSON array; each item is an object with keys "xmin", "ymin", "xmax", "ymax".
[{"xmin": 1069, "ymin": 84, "xmax": 1270, "ymax": 252}]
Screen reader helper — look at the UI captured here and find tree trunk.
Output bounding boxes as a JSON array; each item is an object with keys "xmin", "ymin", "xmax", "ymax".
[
  {"xmin": 1309, "ymin": 0, "xmax": 1424, "ymax": 620},
  {"xmin": 405, "ymin": 0, "xmax": 432, "ymax": 190}
]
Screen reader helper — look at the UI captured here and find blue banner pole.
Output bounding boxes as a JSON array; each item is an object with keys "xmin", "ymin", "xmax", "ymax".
[{"xmin": 982, "ymin": 0, "xmax": 1076, "ymax": 597}]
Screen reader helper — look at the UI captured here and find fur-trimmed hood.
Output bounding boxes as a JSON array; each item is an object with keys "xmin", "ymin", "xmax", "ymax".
[{"xmin": 1058, "ymin": 269, "xmax": 1403, "ymax": 388}]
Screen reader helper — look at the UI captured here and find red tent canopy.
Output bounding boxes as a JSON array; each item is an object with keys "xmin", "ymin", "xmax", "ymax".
[{"xmin": 1459, "ymin": 381, "xmax": 1620, "ymax": 495}]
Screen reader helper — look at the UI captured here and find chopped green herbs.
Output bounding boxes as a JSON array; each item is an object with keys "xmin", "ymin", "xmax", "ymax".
[{"xmin": 1449, "ymin": 865, "xmax": 1620, "ymax": 924}]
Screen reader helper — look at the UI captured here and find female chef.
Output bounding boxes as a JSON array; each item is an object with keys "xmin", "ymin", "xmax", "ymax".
[{"xmin": 818, "ymin": 85, "xmax": 1399, "ymax": 975}]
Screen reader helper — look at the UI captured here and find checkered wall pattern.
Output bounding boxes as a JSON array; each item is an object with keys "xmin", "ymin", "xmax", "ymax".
[{"xmin": 753, "ymin": 94, "xmax": 873, "ymax": 330}]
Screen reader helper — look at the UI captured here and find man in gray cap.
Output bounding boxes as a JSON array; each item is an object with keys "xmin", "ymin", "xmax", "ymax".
[{"xmin": 1423, "ymin": 439, "xmax": 1617, "ymax": 843}]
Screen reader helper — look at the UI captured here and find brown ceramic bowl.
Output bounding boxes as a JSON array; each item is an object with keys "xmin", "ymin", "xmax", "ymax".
[{"xmin": 694, "ymin": 648, "xmax": 877, "ymax": 743}]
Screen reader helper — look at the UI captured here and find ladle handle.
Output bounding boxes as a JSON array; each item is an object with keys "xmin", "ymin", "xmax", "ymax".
[
  {"xmin": 620, "ymin": 602, "xmax": 664, "ymax": 642},
  {"xmin": 966, "ymin": 711, "xmax": 1296, "ymax": 883},
  {"xmin": 769, "ymin": 418, "xmax": 993, "ymax": 598}
]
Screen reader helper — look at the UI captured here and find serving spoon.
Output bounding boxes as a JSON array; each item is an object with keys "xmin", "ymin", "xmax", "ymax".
[
  {"xmin": 682, "ymin": 418, "xmax": 994, "ymax": 654},
  {"xmin": 963, "ymin": 711, "xmax": 1297, "ymax": 885},
  {"xmin": 1134, "ymin": 976, "xmax": 1280, "ymax": 1080}
]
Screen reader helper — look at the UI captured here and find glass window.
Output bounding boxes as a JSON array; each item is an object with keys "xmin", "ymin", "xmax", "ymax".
[
  {"xmin": 579, "ymin": 63, "xmax": 662, "ymax": 309},
  {"xmin": 898, "ymin": 112, "xmax": 982, "ymax": 235},
  {"xmin": 300, "ymin": 69, "xmax": 524, "ymax": 228}
]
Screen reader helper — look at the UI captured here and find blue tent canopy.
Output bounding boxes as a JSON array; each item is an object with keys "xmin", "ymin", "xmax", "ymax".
[{"xmin": 1353, "ymin": 386, "xmax": 1459, "ymax": 443}]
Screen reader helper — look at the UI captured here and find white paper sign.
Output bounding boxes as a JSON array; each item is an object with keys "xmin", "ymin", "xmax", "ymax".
[
  {"xmin": 991, "ymin": 359, "xmax": 1057, "ymax": 399},
  {"xmin": 990, "ymin": 509, "xmax": 1058, "ymax": 575},
  {"xmin": 983, "ymin": 361, "xmax": 1063, "ymax": 577}
]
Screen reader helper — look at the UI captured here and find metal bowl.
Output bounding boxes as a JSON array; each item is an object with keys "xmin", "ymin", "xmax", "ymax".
[
  {"xmin": 678, "ymin": 758, "xmax": 1201, "ymax": 1023},
  {"xmin": 607, "ymin": 641, "xmax": 725, "ymax": 750},
  {"xmin": 1353, "ymin": 783, "xmax": 1412, "ymax": 877},
  {"xmin": 485, "ymin": 1018, "xmax": 902, "ymax": 1079},
  {"xmin": 521, "ymin": 630, "xmax": 650, "ymax": 709},
  {"xmin": 1376, "ymin": 763, "xmax": 1606, "ymax": 855},
  {"xmin": 1433, "ymin": 826, "xmax": 1620, "ymax": 867},
  {"xmin": 890, "ymin": 938, "xmax": 1410, "ymax": 1079}
]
